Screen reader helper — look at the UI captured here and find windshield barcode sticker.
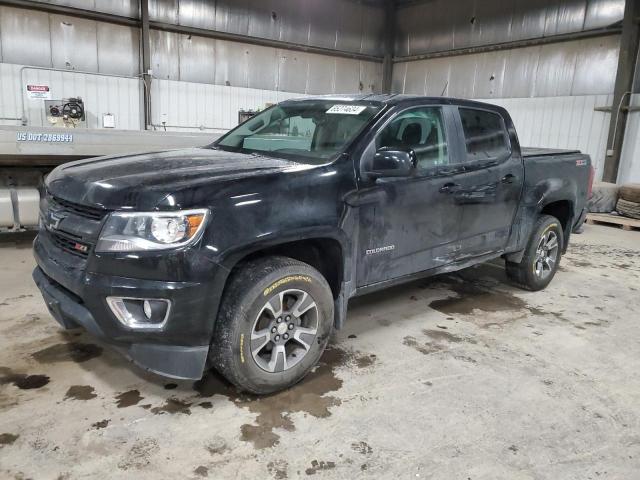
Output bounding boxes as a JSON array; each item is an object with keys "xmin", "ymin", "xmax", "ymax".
[{"xmin": 326, "ymin": 105, "xmax": 367, "ymax": 115}]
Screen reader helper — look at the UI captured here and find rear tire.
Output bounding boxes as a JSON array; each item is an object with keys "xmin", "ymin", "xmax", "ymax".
[
  {"xmin": 619, "ymin": 183, "xmax": 640, "ymax": 204},
  {"xmin": 506, "ymin": 215, "xmax": 564, "ymax": 291},
  {"xmin": 210, "ymin": 256, "xmax": 334, "ymax": 394},
  {"xmin": 616, "ymin": 198, "xmax": 640, "ymax": 220},
  {"xmin": 588, "ymin": 181, "xmax": 619, "ymax": 213}
]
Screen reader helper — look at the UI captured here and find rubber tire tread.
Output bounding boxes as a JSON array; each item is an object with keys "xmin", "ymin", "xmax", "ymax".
[
  {"xmin": 619, "ymin": 183, "xmax": 640, "ymax": 203},
  {"xmin": 616, "ymin": 198, "xmax": 640, "ymax": 219},
  {"xmin": 588, "ymin": 182, "xmax": 619, "ymax": 213},
  {"xmin": 209, "ymin": 255, "xmax": 333, "ymax": 395},
  {"xmin": 505, "ymin": 215, "xmax": 564, "ymax": 291}
]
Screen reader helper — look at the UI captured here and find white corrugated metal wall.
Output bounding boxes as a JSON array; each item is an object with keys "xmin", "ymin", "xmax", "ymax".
[
  {"xmin": 1, "ymin": 0, "xmax": 638, "ymax": 182},
  {"xmin": 477, "ymin": 95, "xmax": 613, "ymax": 180},
  {"xmin": 392, "ymin": 0, "xmax": 628, "ymax": 182},
  {"xmin": 0, "ymin": 1, "xmax": 384, "ymax": 131},
  {"xmin": 0, "ymin": 64, "xmax": 143, "ymax": 130},
  {"xmin": 151, "ymin": 80, "xmax": 307, "ymax": 133}
]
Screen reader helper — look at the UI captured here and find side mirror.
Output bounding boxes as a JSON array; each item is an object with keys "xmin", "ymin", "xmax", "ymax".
[{"xmin": 367, "ymin": 147, "xmax": 417, "ymax": 178}]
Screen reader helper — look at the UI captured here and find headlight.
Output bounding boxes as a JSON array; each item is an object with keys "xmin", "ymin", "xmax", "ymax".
[{"xmin": 96, "ymin": 209, "xmax": 208, "ymax": 252}]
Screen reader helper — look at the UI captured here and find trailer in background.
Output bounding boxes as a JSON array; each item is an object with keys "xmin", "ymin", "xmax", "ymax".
[{"xmin": 0, "ymin": 125, "xmax": 217, "ymax": 230}]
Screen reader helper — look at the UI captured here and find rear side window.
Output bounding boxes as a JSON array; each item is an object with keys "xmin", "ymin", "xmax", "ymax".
[{"xmin": 459, "ymin": 108, "xmax": 510, "ymax": 161}]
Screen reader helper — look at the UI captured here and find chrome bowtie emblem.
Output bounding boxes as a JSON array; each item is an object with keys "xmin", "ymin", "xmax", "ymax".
[{"xmin": 48, "ymin": 211, "xmax": 65, "ymax": 230}]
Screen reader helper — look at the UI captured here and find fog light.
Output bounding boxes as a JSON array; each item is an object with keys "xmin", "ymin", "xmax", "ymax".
[
  {"xmin": 143, "ymin": 300, "xmax": 152, "ymax": 319},
  {"xmin": 106, "ymin": 297, "xmax": 170, "ymax": 329}
]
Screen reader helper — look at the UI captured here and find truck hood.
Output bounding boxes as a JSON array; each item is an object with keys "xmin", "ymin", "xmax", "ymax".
[{"xmin": 45, "ymin": 147, "xmax": 302, "ymax": 210}]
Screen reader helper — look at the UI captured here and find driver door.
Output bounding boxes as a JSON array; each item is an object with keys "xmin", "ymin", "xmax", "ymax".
[{"xmin": 356, "ymin": 105, "xmax": 466, "ymax": 287}]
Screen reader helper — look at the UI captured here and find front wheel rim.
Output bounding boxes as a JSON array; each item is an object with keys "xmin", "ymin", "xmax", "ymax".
[
  {"xmin": 250, "ymin": 288, "xmax": 319, "ymax": 373},
  {"xmin": 534, "ymin": 230, "xmax": 559, "ymax": 280}
]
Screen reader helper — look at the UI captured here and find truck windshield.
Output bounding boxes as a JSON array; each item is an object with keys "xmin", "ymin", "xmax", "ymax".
[{"xmin": 213, "ymin": 101, "xmax": 382, "ymax": 163}]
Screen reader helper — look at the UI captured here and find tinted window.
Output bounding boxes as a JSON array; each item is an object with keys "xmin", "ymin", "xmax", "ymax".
[
  {"xmin": 376, "ymin": 107, "xmax": 448, "ymax": 170},
  {"xmin": 459, "ymin": 108, "xmax": 510, "ymax": 161}
]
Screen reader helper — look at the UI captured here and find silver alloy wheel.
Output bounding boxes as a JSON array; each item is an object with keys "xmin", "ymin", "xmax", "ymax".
[
  {"xmin": 250, "ymin": 288, "xmax": 319, "ymax": 373},
  {"xmin": 534, "ymin": 230, "xmax": 559, "ymax": 280}
]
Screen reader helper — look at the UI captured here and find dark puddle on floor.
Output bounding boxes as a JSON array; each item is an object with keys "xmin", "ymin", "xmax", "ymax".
[
  {"xmin": 115, "ymin": 389, "xmax": 143, "ymax": 408},
  {"xmin": 403, "ymin": 336, "xmax": 442, "ymax": 355},
  {"xmin": 194, "ymin": 466, "xmax": 209, "ymax": 477},
  {"xmin": 267, "ymin": 460, "xmax": 288, "ymax": 479},
  {"xmin": 425, "ymin": 271, "xmax": 572, "ymax": 326},
  {"xmin": 91, "ymin": 419, "xmax": 110, "ymax": 430},
  {"xmin": 64, "ymin": 385, "xmax": 97, "ymax": 401},
  {"xmin": 428, "ymin": 278, "xmax": 528, "ymax": 316},
  {"xmin": 32, "ymin": 343, "xmax": 103, "ymax": 364},
  {"xmin": 403, "ymin": 328, "xmax": 477, "ymax": 356},
  {"xmin": 423, "ymin": 329, "xmax": 469, "ymax": 343},
  {"xmin": 305, "ymin": 460, "xmax": 337, "ymax": 475},
  {"xmin": 192, "ymin": 347, "xmax": 359, "ymax": 449},
  {"xmin": 0, "ymin": 367, "xmax": 49, "ymax": 390},
  {"xmin": 0, "ymin": 433, "xmax": 19, "ymax": 446},
  {"xmin": 150, "ymin": 398, "xmax": 192, "ymax": 415}
]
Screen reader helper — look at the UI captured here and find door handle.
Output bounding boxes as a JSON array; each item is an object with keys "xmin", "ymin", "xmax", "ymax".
[
  {"xmin": 501, "ymin": 174, "xmax": 516, "ymax": 184},
  {"xmin": 439, "ymin": 182, "xmax": 460, "ymax": 194}
]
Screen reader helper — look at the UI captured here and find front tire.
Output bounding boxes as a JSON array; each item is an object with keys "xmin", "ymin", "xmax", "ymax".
[
  {"xmin": 506, "ymin": 215, "xmax": 564, "ymax": 291},
  {"xmin": 210, "ymin": 256, "xmax": 334, "ymax": 394}
]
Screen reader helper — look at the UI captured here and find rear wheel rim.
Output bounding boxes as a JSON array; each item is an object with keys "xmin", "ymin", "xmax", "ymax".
[
  {"xmin": 250, "ymin": 288, "xmax": 319, "ymax": 373},
  {"xmin": 534, "ymin": 230, "xmax": 559, "ymax": 280}
]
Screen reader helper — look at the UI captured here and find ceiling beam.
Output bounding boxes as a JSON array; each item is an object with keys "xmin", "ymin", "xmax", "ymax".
[
  {"xmin": 394, "ymin": 25, "xmax": 622, "ymax": 63},
  {"xmin": 149, "ymin": 21, "xmax": 383, "ymax": 63},
  {"xmin": 0, "ymin": 0, "xmax": 139, "ymax": 26},
  {"xmin": 0, "ymin": 0, "xmax": 383, "ymax": 63}
]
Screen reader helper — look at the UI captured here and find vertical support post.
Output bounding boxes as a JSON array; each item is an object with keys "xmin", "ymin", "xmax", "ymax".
[
  {"xmin": 140, "ymin": 0, "xmax": 152, "ymax": 130},
  {"xmin": 382, "ymin": 0, "xmax": 396, "ymax": 94},
  {"xmin": 602, "ymin": 0, "xmax": 640, "ymax": 183}
]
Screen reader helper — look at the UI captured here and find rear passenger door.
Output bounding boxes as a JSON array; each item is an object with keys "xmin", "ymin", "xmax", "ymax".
[{"xmin": 451, "ymin": 107, "xmax": 524, "ymax": 257}]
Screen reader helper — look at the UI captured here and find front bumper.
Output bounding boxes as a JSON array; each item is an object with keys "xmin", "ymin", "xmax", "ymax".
[
  {"xmin": 32, "ymin": 232, "xmax": 226, "ymax": 380},
  {"xmin": 33, "ymin": 267, "xmax": 209, "ymax": 379}
]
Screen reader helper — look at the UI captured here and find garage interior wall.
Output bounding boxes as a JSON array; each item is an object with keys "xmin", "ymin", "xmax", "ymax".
[
  {"xmin": 392, "ymin": 0, "xmax": 627, "ymax": 182},
  {"xmin": 618, "ymin": 40, "xmax": 640, "ymax": 184},
  {"xmin": 1, "ymin": 0, "xmax": 639, "ymax": 183},
  {"xmin": 0, "ymin": 0, "xmax": 384, "ymax": 132}
]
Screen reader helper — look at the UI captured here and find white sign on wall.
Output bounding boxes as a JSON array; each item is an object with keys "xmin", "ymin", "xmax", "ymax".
[{"xmin": 25, "ymin": 84, "xmax": 52, "ymax": 100}]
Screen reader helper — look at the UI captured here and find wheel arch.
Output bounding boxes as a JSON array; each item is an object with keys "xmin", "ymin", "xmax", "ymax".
[
  {"xmin": 215, "ymin": 235, "xmax": 348, "ymax": 331},
  {"xmin": 231, "ymin": 237, "xmax": 345, "ymax": 300},
  {"xmin": 539, "ymin": 199, "xmax": 574, "ymax": 253},
  {"xmin": 504, "ymin": 198, "xmax": 575, "ymax": 263},
  {"xmin": 219, "ymin": 232, "xmax": 348, "ymax": 300}
]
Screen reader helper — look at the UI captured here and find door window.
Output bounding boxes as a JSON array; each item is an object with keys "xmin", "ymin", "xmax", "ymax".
[
  {"xmin": 459, "ymin": 108, "xmax": 510, "ymax": 161},
  {"xmin": 375, "ymin": 107, "xmax": 449, "ymax": 170}
]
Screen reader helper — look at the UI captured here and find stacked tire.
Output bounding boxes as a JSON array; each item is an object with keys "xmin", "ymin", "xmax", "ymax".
[
  {"xmin": 617, "ymin": 183, "xmax": 640, "ymax": 219},
  {"xmin": 589, "ymin": 182, "xmax": 620, "ymax": 213}
]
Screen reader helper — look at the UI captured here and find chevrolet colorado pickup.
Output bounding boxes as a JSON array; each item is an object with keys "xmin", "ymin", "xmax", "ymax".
[{"xmin": 33, "ymin": 95, "xmax": 593, "ymax": 394}]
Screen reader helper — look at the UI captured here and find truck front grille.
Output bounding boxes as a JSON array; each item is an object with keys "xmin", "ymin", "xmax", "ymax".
[
  {"xmin": 49, "ymin": 230, "xmax": 91, "ymax": 258},
  {"xmin": 48, "ymin": 195, "xmax": 107, "ymax": 221}
]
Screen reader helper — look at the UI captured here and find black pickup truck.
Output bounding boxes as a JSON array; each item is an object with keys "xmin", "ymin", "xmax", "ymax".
[{"xmin": 33, "ymin": 95, "xmax": 593, "ymax": 394}]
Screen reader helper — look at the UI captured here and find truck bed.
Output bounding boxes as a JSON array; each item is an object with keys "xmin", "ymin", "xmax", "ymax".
[{"xmin": 521, "ymin": 147, "xmax": 581, "ymax": 158}]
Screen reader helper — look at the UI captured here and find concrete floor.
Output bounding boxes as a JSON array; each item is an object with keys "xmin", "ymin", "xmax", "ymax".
[{"xmin": 1, "ymin": 225, "xmax": 639, "ymax": 480}]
